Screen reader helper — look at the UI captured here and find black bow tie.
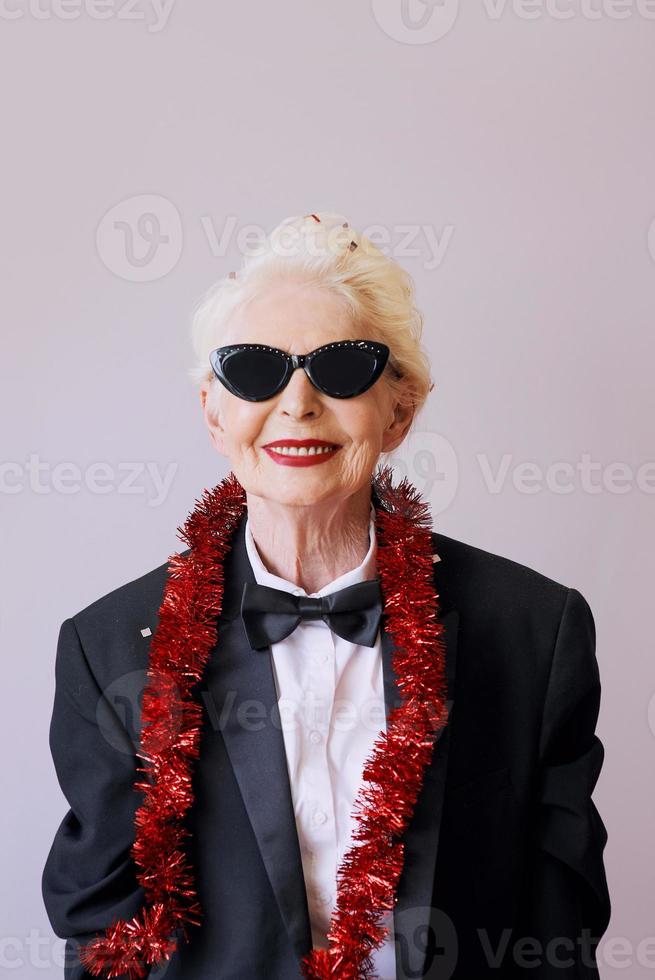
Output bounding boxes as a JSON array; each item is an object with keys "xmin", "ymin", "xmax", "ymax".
[{"xmin": 240, "ymin": 579, "xmax": 383, "ymax": 651}]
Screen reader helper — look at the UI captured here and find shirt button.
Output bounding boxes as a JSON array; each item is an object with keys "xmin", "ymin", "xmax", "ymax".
[
  {"xmin": 309, "ymin": 730, "xmax": 322, "ymax": 744},
  {"xmin": 316, "ymin": 890, "xmax": 332, "ymax": 905},
  {"xmin": 313, "ymin": 809, "xmax": 328, "ymax": 826}
]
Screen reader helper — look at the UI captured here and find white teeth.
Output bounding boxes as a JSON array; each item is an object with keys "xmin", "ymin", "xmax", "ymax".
[{"xmin": 268, "ymin": 444, "xmax": 337, "ymax": 456}]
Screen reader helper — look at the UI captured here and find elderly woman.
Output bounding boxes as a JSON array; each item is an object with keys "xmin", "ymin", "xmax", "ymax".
[{"xmin": 42, "ymin": 213, "xmax": 610, "ymax": 980}]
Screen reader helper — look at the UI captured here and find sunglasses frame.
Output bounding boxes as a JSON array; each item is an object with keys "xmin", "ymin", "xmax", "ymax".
[{"xmin": 209, "ymin": 340, "xmax": 391, "ymax": 402}]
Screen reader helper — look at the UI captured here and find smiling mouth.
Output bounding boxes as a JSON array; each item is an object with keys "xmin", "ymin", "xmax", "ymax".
[
  {"xmin": 261, "ymin": 439, "xmax": 341, "ymax": 467},
  {"xmin": 266, "ymin": 444, "xmax": 338, "ymax": 456}
]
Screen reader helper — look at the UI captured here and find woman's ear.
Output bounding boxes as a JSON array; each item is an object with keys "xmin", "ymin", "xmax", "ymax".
[
  {"xmin": 200, "ymin": 384, "xmax": 227, "ymax": 455},
  {"xmin": 381, "ymin": 399, "xmax": 415, "ymax": 455}
]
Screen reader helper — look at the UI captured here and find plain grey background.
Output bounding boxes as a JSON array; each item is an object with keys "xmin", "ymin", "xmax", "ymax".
[{"xmin": 2, "ymin": 2, "xmax": 654, "ymax": 977}]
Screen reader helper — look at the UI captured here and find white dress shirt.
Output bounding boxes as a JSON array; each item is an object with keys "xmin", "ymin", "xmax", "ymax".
[{"xmin": 244, "ymin": 512, "xmax": 397, "ymax": 980}]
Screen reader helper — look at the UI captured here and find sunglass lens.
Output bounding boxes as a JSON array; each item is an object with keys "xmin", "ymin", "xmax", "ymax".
[
  {"xmin": 222, "ymin": 349, "xmax": 288, "ymax": 400},
  {"xmin": 310, "ymin": 346, "xmax": 383, "ymax": 397}
]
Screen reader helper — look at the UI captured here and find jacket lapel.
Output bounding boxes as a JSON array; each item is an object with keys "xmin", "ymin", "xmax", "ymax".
[
  {"xmin": 382, "ymin": 605, "xmax": 459, "ymax": 979},
  {"xmin": 212, "ymin": 513, "xmax": 458, "ymax": 977}
]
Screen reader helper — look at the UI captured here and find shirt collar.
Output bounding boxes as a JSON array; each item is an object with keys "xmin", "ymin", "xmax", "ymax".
[{"xmin": 244, "ymin": 507, "xmax": 378, "ymax": 598}]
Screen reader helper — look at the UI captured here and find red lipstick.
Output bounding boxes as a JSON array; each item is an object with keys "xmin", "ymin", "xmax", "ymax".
[{"xmin": 261, "ymin": 438, "xmax": 341, "ymax": 467}]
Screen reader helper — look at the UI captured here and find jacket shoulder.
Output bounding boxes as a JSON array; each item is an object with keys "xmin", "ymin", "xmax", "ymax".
[
  {"xmin": 72, "ymin": 550, "xmax": 190, "ymax": 628},
  {"xmin": 430, "ymin": 532, "xmax": 594, "ymax": 707},
  {"xmin": 431, "ymin": 530, "xmax": 574, "ymax": 621},
  {"xmin": 62, "ymin": 549, "xmax": 192, "ymax": 686}
]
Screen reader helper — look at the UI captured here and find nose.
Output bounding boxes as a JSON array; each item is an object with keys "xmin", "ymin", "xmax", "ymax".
[{"xmin": 278, "ymin": 367, "xmax": 322, "ymax": 417}]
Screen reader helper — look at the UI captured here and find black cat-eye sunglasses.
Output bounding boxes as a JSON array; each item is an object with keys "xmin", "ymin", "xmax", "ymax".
[{"xmin": 209, "ymin": 340, "xmax": 391, "ymax": 402}]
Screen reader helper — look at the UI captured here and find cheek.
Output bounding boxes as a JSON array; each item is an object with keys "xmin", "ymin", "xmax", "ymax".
[
  {"xmin": 341, "ymin": 399, "xmax": 389, "ymax": 453},
  {"xmin": 219, "ymin": 398, "xmax": 267, "ymax": 452}
]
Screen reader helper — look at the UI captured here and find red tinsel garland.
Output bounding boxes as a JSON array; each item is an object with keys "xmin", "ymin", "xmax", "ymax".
[{"xmin": 79, "ymin": 467, "xmax": 448, "ymax": 980}]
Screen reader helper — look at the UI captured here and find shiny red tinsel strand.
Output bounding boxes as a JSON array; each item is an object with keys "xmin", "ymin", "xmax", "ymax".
[
  {"xmin": 78, "ymin": 467, "xmax": 447, "ymax": 980},
  {"xmin": 299, "ymin": 467, "xmax": 448, "ymax": 979}
]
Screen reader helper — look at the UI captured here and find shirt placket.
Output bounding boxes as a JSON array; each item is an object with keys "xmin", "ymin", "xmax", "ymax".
[{"xmin": 298, "ymin": 619, "xmax": 339, "ymax": 939}]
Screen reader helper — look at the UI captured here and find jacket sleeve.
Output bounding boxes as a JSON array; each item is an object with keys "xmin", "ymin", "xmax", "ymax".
[
  {"xmin": 517, "ymin": 587, "xmax": 611, "ymax": 978},
  {"xmin": 41, "ymin": 617, "xmax": 147, "ymax": 979}
]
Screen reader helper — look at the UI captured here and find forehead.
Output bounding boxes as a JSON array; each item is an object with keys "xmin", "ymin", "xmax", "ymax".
[{"xmin": 223, "ymin": 281, "xmax": 362, "ymax": 354}]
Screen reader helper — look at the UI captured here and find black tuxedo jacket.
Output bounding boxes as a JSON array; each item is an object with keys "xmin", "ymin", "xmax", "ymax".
[{"xmin": 42, "ymin": 515, "xmax": 611, "ymax": 979}]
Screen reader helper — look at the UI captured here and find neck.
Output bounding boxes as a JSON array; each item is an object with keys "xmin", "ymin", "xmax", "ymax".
[{"xmin": 245, "ymin": 483, "xmax": 374, "ymax": 593}]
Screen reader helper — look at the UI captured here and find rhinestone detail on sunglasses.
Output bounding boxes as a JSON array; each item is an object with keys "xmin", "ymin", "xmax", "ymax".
[{"xmin": 209, "ymin": 340, "xmax": 390, "ymax": 402}]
